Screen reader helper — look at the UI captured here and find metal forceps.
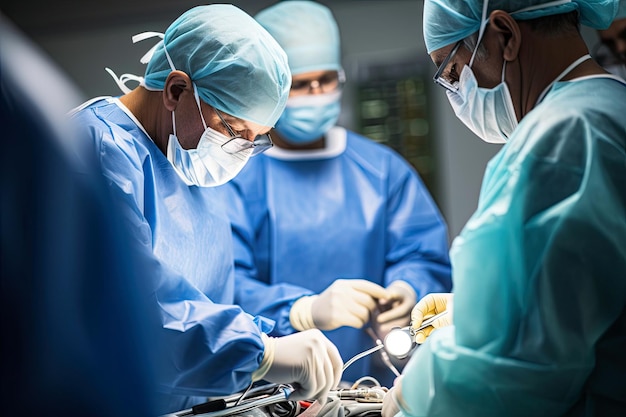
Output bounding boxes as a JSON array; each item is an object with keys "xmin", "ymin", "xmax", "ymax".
[{"xmin": 408, "ymin": 310, "xmax": 449, "ymax": 336}]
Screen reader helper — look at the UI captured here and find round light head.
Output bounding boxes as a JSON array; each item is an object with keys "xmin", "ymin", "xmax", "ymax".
[{"xmin": 384, "ymin": 327, "xmax": 414, "ymax": 358}]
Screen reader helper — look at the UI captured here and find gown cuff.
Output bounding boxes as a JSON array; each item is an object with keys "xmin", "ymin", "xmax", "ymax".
[{"xmin": 251, "ymin": 333, "xmax": 275, "ymax": 382}]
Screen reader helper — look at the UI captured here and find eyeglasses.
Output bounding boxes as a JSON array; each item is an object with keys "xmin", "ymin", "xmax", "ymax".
[
  {"xmin": 290, "ymin": 70, "xmax": 345, "ymax": 96},
  {"xmin": 433, "ymin": 40, "xmax": 463, "ymax": 92},
  {"xmin": 214, "ymin": 109, "xmax": 273, "ymax": 156}
]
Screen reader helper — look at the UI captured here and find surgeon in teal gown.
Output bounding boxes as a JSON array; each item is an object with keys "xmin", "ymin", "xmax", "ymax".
[
  {"xmin": 71, "ymin": 5, "xmax": 343, "ymax": 414},
  {"xmin": 217, "ymin": 1, "xmax": 452, "ymax": 387},
  {"xmin": 381, "ymin": 1, "xmax": 626, "ymax": 416}
]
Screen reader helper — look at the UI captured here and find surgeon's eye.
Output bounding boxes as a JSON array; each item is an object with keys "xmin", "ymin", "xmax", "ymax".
[{"xmin": 442, "ymin": 63, "xmax": 459, "ymax": 85}]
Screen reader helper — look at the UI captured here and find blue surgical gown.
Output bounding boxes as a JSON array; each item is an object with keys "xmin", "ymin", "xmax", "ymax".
[
  {"xmin": 398, "ymin": 77, "xmax": 626, "ymax": 416},
  {"xmin": 71, "ymin": 98, "xmax": 272, "ymax": 413},
  {"xmin": 217, "ymin": 127, "xmax": 452, "ymax": 387}
]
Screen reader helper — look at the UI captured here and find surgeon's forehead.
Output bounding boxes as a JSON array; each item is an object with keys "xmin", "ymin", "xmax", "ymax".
[
  {"xmin": 431, "ymin": 43, "xmax": 458, "ymax": 67},
  {"xmin": 221, "ymin": 111, "xmax": 271, "ymax": 134}
]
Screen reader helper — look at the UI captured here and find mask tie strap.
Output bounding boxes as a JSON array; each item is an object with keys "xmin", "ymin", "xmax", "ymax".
[
  {"xmin": 511, "ymin": 0, "xmax": 572, "ymax": 16},
  {"xmin": 469, "ymin": 0, "xmax": 490, "ymax": 67},
  {"xmin": 104, "ymin": 67, "xmax": 144, "ymax": 94},
  {"xmin": 193, "ymin": 84, "xmax": 208, "ymax": 131},
  {"xmin": 104, "ymin": 32, "xmax": 165, "ymax": 94},
  {"xmin": 132, "ymin": 32, "xmax": 165, "ymax": 65},
  {"xmin": 171, "ymin": 110, "xmax": 177, "ymax": 137},
  {"xmin": 536, "ymin": 54, "xmax": 592, "ymax": 104}
]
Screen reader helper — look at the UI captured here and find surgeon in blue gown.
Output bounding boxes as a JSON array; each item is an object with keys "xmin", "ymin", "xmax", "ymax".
[
  {"xmin": 71, "ymin": 5, "xmax": 343, "ymax": 414},
  {"xmin": 217, "ymin": 1, "xmax": 452, "ymax": 388},
  {"xmin": 381, "ymin": 1, "xmax": 626, "ymax": 416}
]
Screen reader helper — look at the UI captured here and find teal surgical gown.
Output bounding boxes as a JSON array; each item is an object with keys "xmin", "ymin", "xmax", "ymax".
[
  {"xmin": 71, "ymin": 98, "xmax": 272, "ymax": 414},
  {"xmin": 398, "ymin": 76, "xmax": 626, "ymax": 416},
  {"xmin": 217, "ymin": 127, "xmax": 452, "ymax": 387}
]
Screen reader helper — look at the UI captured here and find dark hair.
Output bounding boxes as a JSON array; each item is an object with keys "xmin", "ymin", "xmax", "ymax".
[{"xmin": 525, "ymin": 10, "xmax": 580, "ymax": 36}]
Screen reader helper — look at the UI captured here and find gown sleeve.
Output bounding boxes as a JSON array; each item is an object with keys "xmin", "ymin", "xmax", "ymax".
[
  {"xmin": 83, "ymin": 122, "xmax": 272, "ymax": 398},
  {"xmin": 383, "ymin": 152, "xmax": 452, "ymax": 298}
]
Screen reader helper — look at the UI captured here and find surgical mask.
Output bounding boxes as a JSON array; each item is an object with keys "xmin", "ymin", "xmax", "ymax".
[
  {"xmin": 443, "ymin": 0, "xmax": 582, "ymax": 144},
  {"xmin": 447, "ymin": 60, "xmax": 518, "ymax": 144},
  {"xmin": 167, "ymin": 86, "xmax": 252, "ymax": 187},
  {"xmin": 274, "ymin": 90, "xmax": 341, "ymax": 144}
]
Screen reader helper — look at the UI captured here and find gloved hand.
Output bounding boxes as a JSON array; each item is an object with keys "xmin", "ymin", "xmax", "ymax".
[
  {"xmin": 410, "ymin": 292, "xmax": 453, "ymax": 344},
  {"xmin": 252, "ymin": 330, "xmax": 343, "ymax": 402},
  {"xmin": 289, "ymin": 279, "xmax": 389, "ymax": 331},
  {"xmin": 373, "ymin": 280, "xmax": 417, "ymax": 338},
  {"xmin": 382, "ymin": 376, "xmax": 407, "ymax": 417}
]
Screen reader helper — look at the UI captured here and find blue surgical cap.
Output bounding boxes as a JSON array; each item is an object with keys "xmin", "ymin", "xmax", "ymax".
[
  {"xmin": 143, "ymin": 5, "xmax": 290, "ymax": 127},
  {"xmin": 255, "ymin": 1, "xmax": 342, "ymax": 75},
  {"xmin": 424, "ymin": 0, "xmax": 620, "ymax": 54}
]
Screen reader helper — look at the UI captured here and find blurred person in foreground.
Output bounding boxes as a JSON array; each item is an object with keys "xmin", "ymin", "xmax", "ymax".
[{"xmin": 1, "ymin": 12, "xmax": 159, "ymax": 416}]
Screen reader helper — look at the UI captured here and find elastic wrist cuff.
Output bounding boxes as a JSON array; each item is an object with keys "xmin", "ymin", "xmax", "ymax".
[
  {"xmin": 251, "ymin": 333, "xmax": 275, "ymax": 382},
  {"xmin": 289, "ymin": 295, "xmax": 318, "ymax": 331}
]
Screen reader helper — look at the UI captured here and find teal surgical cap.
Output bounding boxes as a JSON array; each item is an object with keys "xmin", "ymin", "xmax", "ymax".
[
  {"xmin": 618, "ymin": 0, "xmax": 626, "ymax": 19},
  {"xmin": 143, "ymin": 5, "xmax": 290, "ymax": 127},
  {"xmin": 255, "ymin": 1, "xmax": 341, "ymax": 75},
  {"xmin": 424, "ymin": 0, "xmax": 620, "ymax": 54}
]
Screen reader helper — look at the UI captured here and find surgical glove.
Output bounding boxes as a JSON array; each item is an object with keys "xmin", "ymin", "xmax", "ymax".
[
  {"xmin": 252, "ymin": 330, "xmax": 343, "ymax": 402},
  {"xmin": 382, "ymin": 377, "xmax": 408, "ymax": 417},
  {"xmin": 374, "ymin": 280, "xmax": 417, "ymax": 337},
  {"xmin": 290, "ymin": 279, "xmax": 389, "ymax": 331},
  {"xmin": 410, "ymin": 292, "xmax": 453, "ymax": 344}
]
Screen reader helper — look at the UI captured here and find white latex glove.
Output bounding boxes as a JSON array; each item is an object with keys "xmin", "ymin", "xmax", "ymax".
[
  {"xmin": 289, "ymin": 279, "xmax": 389, "ymax": 331},
  {"xmin": 382, "ymin": 376, "xmax": 408, "ymax": 417},
  {"xmin": 252, "ymin": 330, "xmax": 343, "ymax": 402},
  {"xmin": 373, "ymin": 281, "xmax": 417, "ymax": 337},
  {"xmin": 410, "ymin": 293, "xmax": 454, "ymax": 344}
]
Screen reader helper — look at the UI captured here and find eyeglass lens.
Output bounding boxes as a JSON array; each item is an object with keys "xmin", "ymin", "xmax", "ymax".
[
  {"xmin": 290, "ymin": 71, "xmax": 343, "ymax": 95},
  {"xmin": 214, "ymin": 108, "xmax": 273, "ymax": 156},
  {"xmin": 433, "ymin": 41, "xmax": 462, "ymax": 92},
  {"xmin": 221, "ymin": 135, "xmax": 273, "ymax": 156}
]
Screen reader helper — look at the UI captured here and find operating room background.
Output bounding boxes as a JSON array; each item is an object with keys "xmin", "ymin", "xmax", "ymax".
[{"xmin": 2, "ymin": 0, "xmax": 601, "ymax": 242}]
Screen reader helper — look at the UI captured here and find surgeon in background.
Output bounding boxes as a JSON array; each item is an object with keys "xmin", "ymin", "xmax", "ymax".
[
  {"xmin": 595, "ymin": 0, "xmax": 626, "ymax": 76},
  {"xmin": 381, "ymin": 0, "xmax": 626, "ymax": 416},
  {"xmin": 217, "ymin": 1, "xmax": 451, "ymax": 387},
  {"xmin": 71, "ymin": 5, "xmax": 342, "ymax": 413}
]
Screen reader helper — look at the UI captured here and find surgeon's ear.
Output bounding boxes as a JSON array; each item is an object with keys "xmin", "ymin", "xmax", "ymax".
[
  {"xmin": 163, "ymin": 70, "xmax": 192, "ymax": 112},
  {"xmin": 489, "ymin": 10, "xmax": 521, "ymax": 62}
]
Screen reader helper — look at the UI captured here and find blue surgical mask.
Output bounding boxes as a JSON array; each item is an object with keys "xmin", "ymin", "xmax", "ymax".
[
  {"xmin": 447, "ymin": 60, "xmax": 518, "ymax": 144},
  {"xmin": 274, "ymin": 91, "xmax": 341, "ymax": 144}
]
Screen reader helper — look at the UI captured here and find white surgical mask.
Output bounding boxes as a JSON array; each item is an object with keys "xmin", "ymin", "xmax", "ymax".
[
  {"xmin": 167, "ymin": 85, "xmax": 252, "ymax": 187},
  {"xmin": 444, "ymin": 0, "xmax": 581, "ymax": 144},
  {"xmin": 447, "ymin": 60, "xmax": 518, "ymax": 144}
]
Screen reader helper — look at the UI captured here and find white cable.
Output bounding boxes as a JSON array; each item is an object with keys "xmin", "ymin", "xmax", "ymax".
[{"xmin": 342, "ymin": 344, "xmax": 384, "ymax": 372}]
